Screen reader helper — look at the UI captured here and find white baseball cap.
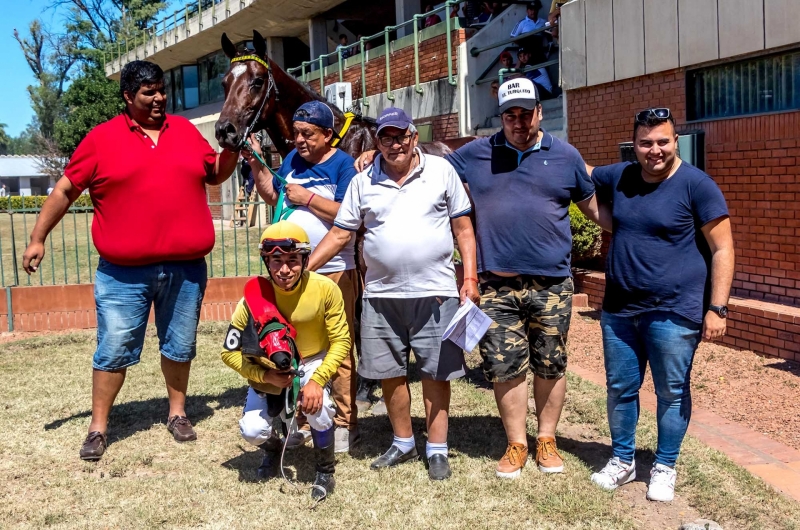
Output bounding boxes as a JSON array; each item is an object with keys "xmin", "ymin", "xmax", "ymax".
[{"xmin": 498, "ymin": 78, "xmax": 539, "ymax": 113}]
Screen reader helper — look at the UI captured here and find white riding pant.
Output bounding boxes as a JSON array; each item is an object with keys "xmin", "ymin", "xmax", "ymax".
[{"xmin": 239, "ymin": 356, "xmax": 335, "ymax": 446}]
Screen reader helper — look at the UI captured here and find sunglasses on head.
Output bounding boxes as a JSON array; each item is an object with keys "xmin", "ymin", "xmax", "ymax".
[{"xmin": 635, "ymin": 108, "xmax": 672, "ymax": 122}]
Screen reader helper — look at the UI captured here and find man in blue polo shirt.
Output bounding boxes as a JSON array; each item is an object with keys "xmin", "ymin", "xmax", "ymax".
[
  {"xmin": 244, "ymin": 100, "xmax": 361, "ymax": 454},
  {"xmin": 588, "ymin": 108, "xmax": 734, "ymax": 502},
  {"xmin": 355, "ymin": 80, "xmax": 600, "ymax": 478},
  {"xmin": 446, "ymin": 78, "xmax": 598, "ymax": 478}
]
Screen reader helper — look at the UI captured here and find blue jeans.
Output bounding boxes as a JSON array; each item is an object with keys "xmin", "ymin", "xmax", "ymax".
[
  {"xmin": 600, "ymin": 310, "xmax": 702, "ymax": 467},
  {"xmin": 93, "ymin": 258, "xmax": 208, "ymax": 371}
]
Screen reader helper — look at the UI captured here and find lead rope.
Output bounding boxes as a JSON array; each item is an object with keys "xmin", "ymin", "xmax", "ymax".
[{"xmin": 275, "ymin": 357, "xmax": 326, "ymax": 509}]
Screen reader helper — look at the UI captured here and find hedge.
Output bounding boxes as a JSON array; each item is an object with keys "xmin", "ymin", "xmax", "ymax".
[
  {"xmin": 0, "ymin": 195, "xmax": 93, "ymax": 210},
  {"xmin": 570, "ymin": 202, "xmax": 602, "ymax": 263}
]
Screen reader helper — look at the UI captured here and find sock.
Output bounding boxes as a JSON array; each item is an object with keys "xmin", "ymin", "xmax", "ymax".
[
  {"xmin": 426, "ymin": 442, "xmax": 448, "ymax": 459},
  {"xmin": 392, "ymin": 435, "xmax": 415, "ymax": 454}
]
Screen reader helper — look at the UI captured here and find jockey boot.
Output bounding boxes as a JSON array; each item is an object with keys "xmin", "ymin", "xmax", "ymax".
[
  {"xmin": 310, "ymin": 427, "xmax": 336, "ymax": 502},
  {"xmin": 256, "ymin": 436, "xmax": 282, "ymax": 481}
]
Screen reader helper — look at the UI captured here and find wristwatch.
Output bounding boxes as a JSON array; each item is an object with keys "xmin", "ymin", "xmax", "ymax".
[{"xmin": 708, "ymin": 304, "xmax": 728, "ymax": 318}]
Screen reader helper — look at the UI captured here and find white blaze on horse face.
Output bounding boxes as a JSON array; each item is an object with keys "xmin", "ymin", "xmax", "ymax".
[{"xmin": 231, "ymin": 64, "xmax": 247, "ymax": 79}]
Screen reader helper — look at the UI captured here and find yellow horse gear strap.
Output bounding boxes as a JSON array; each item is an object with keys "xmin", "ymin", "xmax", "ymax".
[
  {"xmin": 331, "ymin": 112, "xmax": 356, "ymax": 147},
  {"xmin": 231, "ymin": 54, "xmax": 270, "ymax": 70}
]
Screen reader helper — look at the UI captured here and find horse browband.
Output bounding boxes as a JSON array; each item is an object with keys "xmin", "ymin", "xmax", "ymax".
[{"xmin": 231, "ymin": 54, "xmax": 270, "ymax": 70}]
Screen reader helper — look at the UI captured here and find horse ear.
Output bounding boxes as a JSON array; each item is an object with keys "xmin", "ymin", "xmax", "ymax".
[
  {"xmin": 221, "ymin": 33, "xmax": 237, "ymax": 59},
  {"xmin": 252, "ymin": 30, "xmax": 267, "ymax": 57}
]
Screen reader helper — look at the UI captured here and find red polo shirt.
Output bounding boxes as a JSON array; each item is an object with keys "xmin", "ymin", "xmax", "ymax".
[{"xmin": 65, "ymin": 113, "xmax": 218, "ymax": 266}]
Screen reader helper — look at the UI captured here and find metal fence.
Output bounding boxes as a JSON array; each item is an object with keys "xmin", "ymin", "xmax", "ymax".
[{"xmin": 0, "ymin": 199, "xmax": 273, "ymax": 288}]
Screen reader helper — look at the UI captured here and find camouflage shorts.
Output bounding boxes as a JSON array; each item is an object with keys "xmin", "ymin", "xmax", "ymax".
[{"xmin": 478, "ymin": 273, "xmax": 573, "ymax": 382}]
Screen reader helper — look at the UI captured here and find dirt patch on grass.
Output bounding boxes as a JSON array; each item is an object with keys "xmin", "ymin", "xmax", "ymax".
[{"xmin": 568, "ymin": 308, "xmax": 800, "ymax": 451}]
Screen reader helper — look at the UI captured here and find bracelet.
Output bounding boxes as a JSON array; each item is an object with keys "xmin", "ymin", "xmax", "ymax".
[
  {"xmin": 306, "ymin": 193, "xmax": 316, "ymax": 208},
  {"xmin": 464, "ymin": 277, "xmax": 479, "ymax": 284}
]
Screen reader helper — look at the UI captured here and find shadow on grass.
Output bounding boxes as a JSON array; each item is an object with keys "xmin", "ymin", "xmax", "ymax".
[
  {"xmin": 43, "ymin": 387, "xmax": 247, "ymax": 445},
  {"xmin": 557, "ymin": 435, "xmax": 656, "ymax": 483}
]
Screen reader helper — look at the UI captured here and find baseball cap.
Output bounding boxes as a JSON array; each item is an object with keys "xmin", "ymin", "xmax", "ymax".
[
  {"xmin": 293, "ymin": 101, "xmax": 339, "ymax": 137},
  {"xmin": 498, "ymin": 78, "xmax": 539, "ymax": 113},
  {"xmin": 376, "ymin": 107, "xmax": 414, "ymax": 133}
]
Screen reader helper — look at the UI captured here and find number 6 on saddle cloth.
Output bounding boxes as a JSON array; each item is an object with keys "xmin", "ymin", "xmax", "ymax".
[{"xmin": 243, "ymin": 276, "xmax": 305, "ymax": 418}]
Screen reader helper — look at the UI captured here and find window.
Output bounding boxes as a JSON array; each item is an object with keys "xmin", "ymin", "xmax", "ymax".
[
  {"xmin": 199, "ymin": 50, "xmax": 230, "ymax": 105},
  {"xmin": 164, "ymin": 69, "xmax": 174, "ymax": 114},
  {"xmin": 688, "ymin": 49, "xmax": 800, "ymax": 121},
  {"xmin": 182, "ymin": 65, "xmax": 199, "ymax": 109},
  {"xmin": 173, "ymin": 67, "xmax": 184, "ymax": 112}
]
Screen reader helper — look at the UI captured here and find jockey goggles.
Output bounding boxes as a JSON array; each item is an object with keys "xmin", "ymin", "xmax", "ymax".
[{"xmin": 259, "ymin": 238, "xmax": 312, "ymax": 255}]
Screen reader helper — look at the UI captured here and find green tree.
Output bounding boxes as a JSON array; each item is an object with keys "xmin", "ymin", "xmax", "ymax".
[
  {"xmin": 0, "ymin": 124, "xmax": 11, "ymax": 155},
  {"xmin": 55, "ymin": 64, "xmax": 123, "ymax": 155}
]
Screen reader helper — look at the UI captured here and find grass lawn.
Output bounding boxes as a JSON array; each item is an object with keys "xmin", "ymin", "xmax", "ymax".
[
  {"xmin": 0, "ymin": 212, "xmax": 267, "ymax": 288},
  {"xmin": 1, "ymin": 324, "xmax": 798, "ymax": 529}
]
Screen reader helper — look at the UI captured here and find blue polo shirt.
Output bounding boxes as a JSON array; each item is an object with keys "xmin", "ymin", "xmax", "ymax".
[
  {"xmin": 446, "ymin": 130, "xmax": 595, "ymax": 277},
  {"xmin": 592, "ymin": 161, "xmax": 729, "ymax": 324}
]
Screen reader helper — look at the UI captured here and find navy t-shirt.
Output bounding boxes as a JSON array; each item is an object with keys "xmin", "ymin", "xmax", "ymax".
[
  {"xmin": 446, "ymin": 130, "xmax": 595, "ymax": 277},
  {"xmin": 592, "ymin": 161, "xmax": 729, "ymax": 324}
]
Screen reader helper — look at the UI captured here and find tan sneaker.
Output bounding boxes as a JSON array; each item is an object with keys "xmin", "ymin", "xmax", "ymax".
[
  {"xmin": 496, "ymin": 442, "xmax": 528, "ymax": 479},
  {"xmin": 535, "ymin": 437, "xmax": 564, "ymax": 473}
]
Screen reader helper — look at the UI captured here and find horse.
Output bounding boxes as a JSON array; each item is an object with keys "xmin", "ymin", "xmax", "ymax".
[{"xmin": 214, "ymin": 29, "xmax": 474, "ymax": 159}]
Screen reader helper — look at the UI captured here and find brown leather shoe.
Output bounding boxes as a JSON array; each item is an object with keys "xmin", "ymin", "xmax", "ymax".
[
  {"xmin": 79, "ymin": 431, "xmax": 107, "ymax": 461},
  {"xmin": 167, "ymin": 415, "xmax": 197, "ymax": 442}
]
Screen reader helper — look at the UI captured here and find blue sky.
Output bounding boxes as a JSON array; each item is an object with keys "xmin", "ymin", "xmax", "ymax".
[
  {"xmin": 2, "ymin": 1, "xmax": 179, "ymax": 137},
  {"xmin": 2, "ymin": 0, "xmax": 59, "ymax": 136}
]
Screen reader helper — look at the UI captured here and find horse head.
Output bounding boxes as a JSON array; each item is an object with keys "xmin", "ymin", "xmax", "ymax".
[{"xmin": 215, "ymin": 30, "xmax": 278, "ymax": 150}]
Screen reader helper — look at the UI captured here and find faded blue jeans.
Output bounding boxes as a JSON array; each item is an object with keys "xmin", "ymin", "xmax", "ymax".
[{"xmin": 600, "ymin": 310, "xmax": 702, "ymax": 467}]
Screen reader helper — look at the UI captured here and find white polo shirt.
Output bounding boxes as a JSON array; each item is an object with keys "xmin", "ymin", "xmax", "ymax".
[{"xmin": 334, "ymin": 149, "xmax": 472, "ymax": 298}]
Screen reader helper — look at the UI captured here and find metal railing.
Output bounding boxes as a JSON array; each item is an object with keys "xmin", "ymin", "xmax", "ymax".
[
  {"xmin": 469, "ymin": 21, "xmax": 555, "ymax": 57},
  {"xmin": 286, "ymin": 0, "xmax": 464, "ymax": 107},
  {"xmin": 104, "ymin": 0, "xmax": 237, "ymax": 72},
  {"xmin": 0, "ymin": 199, "xmax": 272, "ymax": 288}
]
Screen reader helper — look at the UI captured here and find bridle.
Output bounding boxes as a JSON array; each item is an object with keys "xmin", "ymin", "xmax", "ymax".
[{"xmin": 230, "ymin": 54, "xmax": 278, "ymax": 150}]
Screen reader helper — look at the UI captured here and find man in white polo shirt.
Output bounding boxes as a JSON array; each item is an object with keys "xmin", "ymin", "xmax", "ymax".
[{"xmin": 308, "ymin": 108, "xmax": 479, "ymax": 481}]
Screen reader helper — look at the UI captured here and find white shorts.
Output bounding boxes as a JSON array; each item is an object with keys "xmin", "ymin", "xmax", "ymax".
[{"xmin": 239, "ymin": 356, "xmax": 335, "ymax": 446}]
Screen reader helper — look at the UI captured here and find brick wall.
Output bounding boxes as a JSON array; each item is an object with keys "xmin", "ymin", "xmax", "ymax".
[
  {"xmin": 206, "ymin": 183, "xmax": 222, "ymax": 219},
  {"xmin": 573, "ymin": 270, "xmax": 800, "ymax": 362},
  {"xmin": 1, "ymin": 277, "xmax": 251, "ymax": 333},
  {"xmin": 417, "ymin": 113, "xmax": 461, "ymax": 140},
  {"xmin": 568, "ymin": 68, "xmax": 800, "ymax": 307},
  {"xmin": 306, "ymin": 30, "xmax": 467, "ymax": 101}
]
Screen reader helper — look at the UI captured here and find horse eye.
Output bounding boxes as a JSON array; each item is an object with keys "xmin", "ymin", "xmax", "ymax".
[{"xmin": 252, "ymin": 78, "xmax": 265, "ymax": 88}]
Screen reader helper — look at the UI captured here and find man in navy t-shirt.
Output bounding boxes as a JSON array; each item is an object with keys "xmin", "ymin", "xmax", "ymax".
[
  {"xmin": 244, "ymin": 101, "xmax": 361, "ymax": 455},
  {"xmin": 588, "ymin": 108, "xmax": 734, "ymax": 503}
]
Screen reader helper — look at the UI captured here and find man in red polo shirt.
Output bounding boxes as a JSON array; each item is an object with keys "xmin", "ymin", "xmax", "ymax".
[{"xmin": 22, "ymin": 61, "xmax": 238, "ymax": 461}]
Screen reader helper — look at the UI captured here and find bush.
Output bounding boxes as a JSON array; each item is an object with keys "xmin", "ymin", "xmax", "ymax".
[
  {"xmin": 570, "ymin": 202, "xmax": 602, "ymax": 263},
  {"xmin": 0, "ymin": 194, "xmax": 93, "ymax": 210}
]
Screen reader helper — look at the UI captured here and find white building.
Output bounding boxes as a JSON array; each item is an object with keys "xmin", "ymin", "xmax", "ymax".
[{"xmin": 0, "ymin": 156, "xmax": 56, "ymax": 196}]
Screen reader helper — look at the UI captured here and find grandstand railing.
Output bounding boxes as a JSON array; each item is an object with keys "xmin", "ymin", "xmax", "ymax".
[{"xmin": 286, "ymin": 0, "xmax": 466, "ymax": 107}]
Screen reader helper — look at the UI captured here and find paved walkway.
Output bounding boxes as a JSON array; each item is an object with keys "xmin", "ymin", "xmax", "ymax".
[{"xmin": 569, "ymin": 364, "xmax": 800, "ymax": 502}]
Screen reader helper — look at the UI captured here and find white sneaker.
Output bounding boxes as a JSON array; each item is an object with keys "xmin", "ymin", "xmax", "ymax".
[
  {"xmin": 590, "ymin": 457, "xmax": 636, "ymax": 490},
  {"xmin": 647, "ymin": 463, "xmax": 677, "ymax": 502},
  {"xmin": 285, "ymin": 428, "xmax": 312, "ymax": 450},
  {"xmin": 334, "ymin": 426, "xmax": 361, "ymax": 453}
]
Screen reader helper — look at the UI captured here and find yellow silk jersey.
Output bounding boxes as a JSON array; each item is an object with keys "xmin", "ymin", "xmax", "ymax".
[{"xmin": 220, "ymin": 271, "xmax": 351, "ymax": 393}]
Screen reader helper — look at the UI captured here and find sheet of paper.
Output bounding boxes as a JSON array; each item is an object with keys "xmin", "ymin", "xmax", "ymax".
[{"xmin": 442, "ymin": 298, "xmax": 494, "ymax": 352}]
